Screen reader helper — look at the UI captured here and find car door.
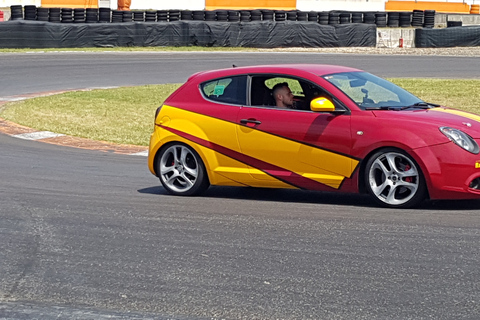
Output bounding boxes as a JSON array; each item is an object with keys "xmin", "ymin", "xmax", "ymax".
[{"xmin": 235, "ymin": 76, "xmax": 359, "ymax": 191}]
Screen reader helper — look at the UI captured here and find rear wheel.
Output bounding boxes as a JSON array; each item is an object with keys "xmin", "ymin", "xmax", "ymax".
[
  {"xmin": 157, "ymin": 143, "xmax": 209, "ymax": 196},
  {"xmin": 365, "ymin": 149, "xmax": 426, "ymax": 208}
]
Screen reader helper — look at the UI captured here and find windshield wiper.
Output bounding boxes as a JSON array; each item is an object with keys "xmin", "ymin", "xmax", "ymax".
[
  {"xmin": 365, "ymin": 102, "xmax": 439, "ymax": 111},
  {"xmin": 397, "ymin": 102, "xmax": 439, "ymax": 110},
  {"xmin": 365, "ymin": 106, "xmax": 396, "ymax": 110}
]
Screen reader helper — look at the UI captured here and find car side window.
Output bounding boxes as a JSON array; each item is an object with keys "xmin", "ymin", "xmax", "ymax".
[
  {"xmin": 251, "ymin": 75, "xmax": 340, "ymax": 111},
  {"xmin": 250, "ymin": 76, "xmax": 306, "ymax": 108},
  {"xmin": 265, "ymin": 77, "xmax": 305, "ymax": 98},
  {"xmin": 201, "ymin": 76, "xmax": 247, "ymax": 105}
]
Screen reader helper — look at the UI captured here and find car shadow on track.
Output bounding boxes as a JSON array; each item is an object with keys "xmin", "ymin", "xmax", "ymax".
[
  {"xmin": 138, "ymin": 185, "xmax": 376, "ymax": 207},
  {"xmin": 138, "ymin": 185, "xmax": 480, "ymax": 210}
]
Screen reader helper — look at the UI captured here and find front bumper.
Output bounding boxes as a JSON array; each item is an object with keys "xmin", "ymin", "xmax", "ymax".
[{"xmin": 414, "ymin": 141, "xmax": 480, "ymax": 200}]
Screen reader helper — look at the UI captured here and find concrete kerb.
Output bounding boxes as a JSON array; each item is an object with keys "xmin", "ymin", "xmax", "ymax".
[{"xmin": 0, "ymin": 89, "xmax": 148, "ymax": 156}]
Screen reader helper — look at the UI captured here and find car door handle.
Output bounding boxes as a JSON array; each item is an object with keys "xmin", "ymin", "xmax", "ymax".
[{"xmin": 240, "ymin": 119, "xmax": 262, "ymax": 125}]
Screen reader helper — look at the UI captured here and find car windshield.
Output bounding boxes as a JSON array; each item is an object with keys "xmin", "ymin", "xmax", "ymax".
[{"xmin": 323, "ymin": 71, "xmax": 425, "ymax": 110}]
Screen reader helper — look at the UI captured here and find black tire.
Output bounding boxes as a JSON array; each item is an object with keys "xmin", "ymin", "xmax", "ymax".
[
  {"xmin": 156, "ymin": 143, "xmax": 209, "ymax": 196},
  {"xmin": 133, "ymin": 11, "xmax": 145, "ymax": 22},
  {"xmin": 352, "ymin": 12, "xmax": 363, "ymax": 23},
  {"xmin": 228, "ymin": 10, "xmax": 239, "ymax": 22},
  {"xmin": 275, "ymin": 10, "xmax": 286, "ymax": 21},
  {"xmin": 363, "ymin": 12, "xmax": 376, "ymax": 24},
  {"xmin": 286, "ymin": 11, "xmax": 297, "ymax": 21},
  {"xmin": 122, "ymin": 11, "xmax": 132, "ymax": 22},
  {"xmin": 318, "ymin": 12, "xmax": 328, "ymax": 25},
  {"xmin": 387, "ymin": 12, "xmax": 400, "ymax": 27},
  {"xmin": 399, "ymin": 12, "xmax": 411, "ymax": 27},
  {"xmin": 365, "ymin": 148, "xmax": 426, "ymax": 208},
  {"xmin": 215, "ymin": 10, "xmax": 228, "ymax": 21},
  {"xmin": 204, "ymin": 11, "xmax": 216, "ymax": 21},
  {"xmin": 262, "ymin": 10, "xmax": 274, "ymax": 21},
  {"xmin": 339, "ymin": 13, "xmax": 351, "ymax": 24},
  {"xmin": 169, "ymin": 10, "xmax": 180, "ymax": 21},
  {"xmin": 250, "ymin": 10, "xmax": 262, "ymax": 20},
  {"xmin": 156, "ymin": 11, "xmax": 168, "ymax": 21},
  {"xmin": 10, "ymin": 5, "xmax": 23, "ymax": 20},
  {"xmin": 412, "ymin": 10, "xmax": 424, "ymax": 27},
  {"xmin": 193, "ymin": 10, "xmax": 205, "ymax": 21},
  {"xmin": 181, "ymin": 10, "xmax": 192, "ymax": 20},
  {"xmin": 24, "ymin": 5, "xmax": 37, "ymax": 20},
  {"xmin": 240, "ymin": 10, "xmax": 251, "ymax": 22},
  {"xmin": 297, "ymin": 11, "xmax": 308, "ymax": 21},
  {"xmin": 328, "ymin": 12, "xmax": 340, "ymax": 25},
  {"xmin": 98, "ymin": 8, "xmax": 111, "ymax": 22}
]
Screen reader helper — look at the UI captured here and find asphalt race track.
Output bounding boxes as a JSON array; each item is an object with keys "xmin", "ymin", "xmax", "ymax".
[
  {"xmin": 1, "ymin": 51, "xmax": 480, "ymax": 97},
  {"xmin": 1, "ymin": 52, "xmax": 480, "ymax": 320}
]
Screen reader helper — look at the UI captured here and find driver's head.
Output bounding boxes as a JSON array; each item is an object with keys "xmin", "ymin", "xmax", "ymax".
[{"xmin": 272, "ymin": 82, "xmax": 294, "ymax": 109}]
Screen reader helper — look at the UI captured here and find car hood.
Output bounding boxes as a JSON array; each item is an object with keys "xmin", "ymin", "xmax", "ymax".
[{"xmin": 371, "ymin": 107, "xmax": 480, "ymax": 138}]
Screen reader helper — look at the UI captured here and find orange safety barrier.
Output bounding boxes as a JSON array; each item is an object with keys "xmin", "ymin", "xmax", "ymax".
[
  {"xmin": 205, "ymin": 0, "xmax": 296, "ymax": 10},
  {"xmin": 385, "ymin": 1, "xmax": 471, "ymax": 13},
  {"xmin": 118, "ymin": 0, "xmax": 131, "ymax": 10},
  {"xmin": 471, "ymin": 4, "xmax": 480, "ymax": 14},
  {"xmin": 41, "ymin": 0, "xmax": 98, "ymax": 8}
]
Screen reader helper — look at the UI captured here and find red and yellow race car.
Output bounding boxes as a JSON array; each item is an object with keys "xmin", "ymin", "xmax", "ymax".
[{"xmin": 148, "ymin": 64, "xmax": 480, "ymax": 208}]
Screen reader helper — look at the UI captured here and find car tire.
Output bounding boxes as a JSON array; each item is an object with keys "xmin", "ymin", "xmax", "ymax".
[
  {"xmin": 156, "ymin": 143, "xmax": 209, "ymax": 196},
  {"xmin": 365, "ymin": 148, "xmax": 426, "ymax": 208}
]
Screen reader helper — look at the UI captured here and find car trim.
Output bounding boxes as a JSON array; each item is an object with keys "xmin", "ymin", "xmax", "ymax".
[
  {"xmin": 431, "ymin": 108, "xmax": 480, "ymax": 125},
  {"xmin": 237, "ymin": 119, "xmax": 361, "ymax": 162},
  {"xmin": 160, "ymin": 104, "xmax": 360, "ymax": 162}
]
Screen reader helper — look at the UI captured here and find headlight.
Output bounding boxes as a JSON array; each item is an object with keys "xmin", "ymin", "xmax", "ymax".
[{"xmin": 440, "ymin": 127, "xmax": 479, "ymax": 154}]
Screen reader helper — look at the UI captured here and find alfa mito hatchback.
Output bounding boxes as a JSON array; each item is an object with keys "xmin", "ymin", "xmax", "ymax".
[{"xmin": 148, "ymin": 64, "xmax": 480, "ymax": 208}]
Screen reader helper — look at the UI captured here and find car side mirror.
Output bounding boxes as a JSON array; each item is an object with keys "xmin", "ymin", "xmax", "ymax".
[{"xmin": 310, "ymin": 97, "xmax": 335, "ymax": 112}]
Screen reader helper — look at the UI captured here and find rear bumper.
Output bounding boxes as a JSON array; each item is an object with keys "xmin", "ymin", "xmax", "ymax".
[{"xmin": 147, "ymin": 128, "xmax": 162, "ymax": 176}]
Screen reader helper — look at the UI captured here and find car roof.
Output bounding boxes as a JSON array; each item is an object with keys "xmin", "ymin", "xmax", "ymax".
[{"xmin": 189, "ymin": 64, "xmax": 363, "ymax": 82}]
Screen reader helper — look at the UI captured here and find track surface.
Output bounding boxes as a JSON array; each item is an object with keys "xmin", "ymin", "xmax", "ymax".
[
  {"xmin": 1, "ymin": 52, "xmax": 480, "ymax": 320},
  {"xmin": 1, "ymin": 51, "xmax": 480, "ymax": 97}
]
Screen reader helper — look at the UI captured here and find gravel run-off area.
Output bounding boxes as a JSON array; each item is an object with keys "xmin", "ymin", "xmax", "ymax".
[{"xmin": 259, "ymin": 47, "xmax": 480, "ymax": 56}]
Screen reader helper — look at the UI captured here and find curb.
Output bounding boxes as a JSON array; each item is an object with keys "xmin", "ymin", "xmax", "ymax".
[{"xmin": 0, "ymin": 90, "xmax": 148, "ymax": 156}]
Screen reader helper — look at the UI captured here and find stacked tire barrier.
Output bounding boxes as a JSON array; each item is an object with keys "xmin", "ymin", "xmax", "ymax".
[
  {"xmin": 3, "ymin": 5, "xmax": 479, "ymax": 48},
  {"xmin": 5, "ymin": 6, "xmax": 436, "ymax": 28},
  {"xmin": 0, "ymin": 20, "xmax": 376, "ymax": 48},
  {"xmin": 9, "ymin": 5, "xmax": 23, "ymax": 20}
]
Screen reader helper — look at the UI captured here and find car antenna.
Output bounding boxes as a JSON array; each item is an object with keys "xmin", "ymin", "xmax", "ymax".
[{"xmin": 232, "ymin": 64, "xmax": 237, "ymax": 68}]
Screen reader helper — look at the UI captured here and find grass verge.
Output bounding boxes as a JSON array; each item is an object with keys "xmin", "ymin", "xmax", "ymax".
[
  {"xmin": 0, "ymin": 84, "xmax": 181, "ymax": 146},
  {"xmin": 0, "ymin": 47, "xmax": 261, "ymax": 53},
  {"xmin": 1, "ymin": 79, "xmax": 480, "ymax": 146}
]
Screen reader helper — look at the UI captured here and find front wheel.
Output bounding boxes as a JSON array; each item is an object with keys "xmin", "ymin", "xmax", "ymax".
[
  {"xmin": 365, "ymin": 149, "xmax": 426, "ymax": 208},
  {"xmin": 156, "ymin": 143, "xmax": 209, "ymax": 196}
]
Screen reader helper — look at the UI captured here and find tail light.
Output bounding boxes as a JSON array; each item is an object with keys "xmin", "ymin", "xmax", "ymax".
[{"xmin": 154, "ymin": 105, "xmax": 163, "ymax": 128}]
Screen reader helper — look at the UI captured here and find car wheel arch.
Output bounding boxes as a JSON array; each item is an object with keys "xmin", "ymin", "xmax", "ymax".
[
  {"xmin": 154, "ymin": 141, "xmax": 211, "ymax": 184},
  {"xmin": 154, "ymin": 141, "xmax": 211, "ymax": 196},
  {"xmin": 358, "ymin": 146, "xmax": 431, "ymax": 201}
]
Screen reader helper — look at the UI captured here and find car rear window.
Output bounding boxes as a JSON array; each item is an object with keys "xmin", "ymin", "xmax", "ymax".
[{"xmin": 201, "ymin": 76, "xmax": 247, "ymax": 105}]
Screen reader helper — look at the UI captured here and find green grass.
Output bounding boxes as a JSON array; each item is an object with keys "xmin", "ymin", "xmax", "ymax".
[
  {"xmin": 0, "ymin": 47, "xmax": 261, "ymax": 53},
  {"xmin": 1, "ymin": 79, "xmax": 480, "ymax": 146},
  {"xmin": 0, "ymin": 84, "xmax": 181, "ymax": 146},
  {"xmin": 389, "ymin": 78, "xmax": 480, "ymax": 114}
]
